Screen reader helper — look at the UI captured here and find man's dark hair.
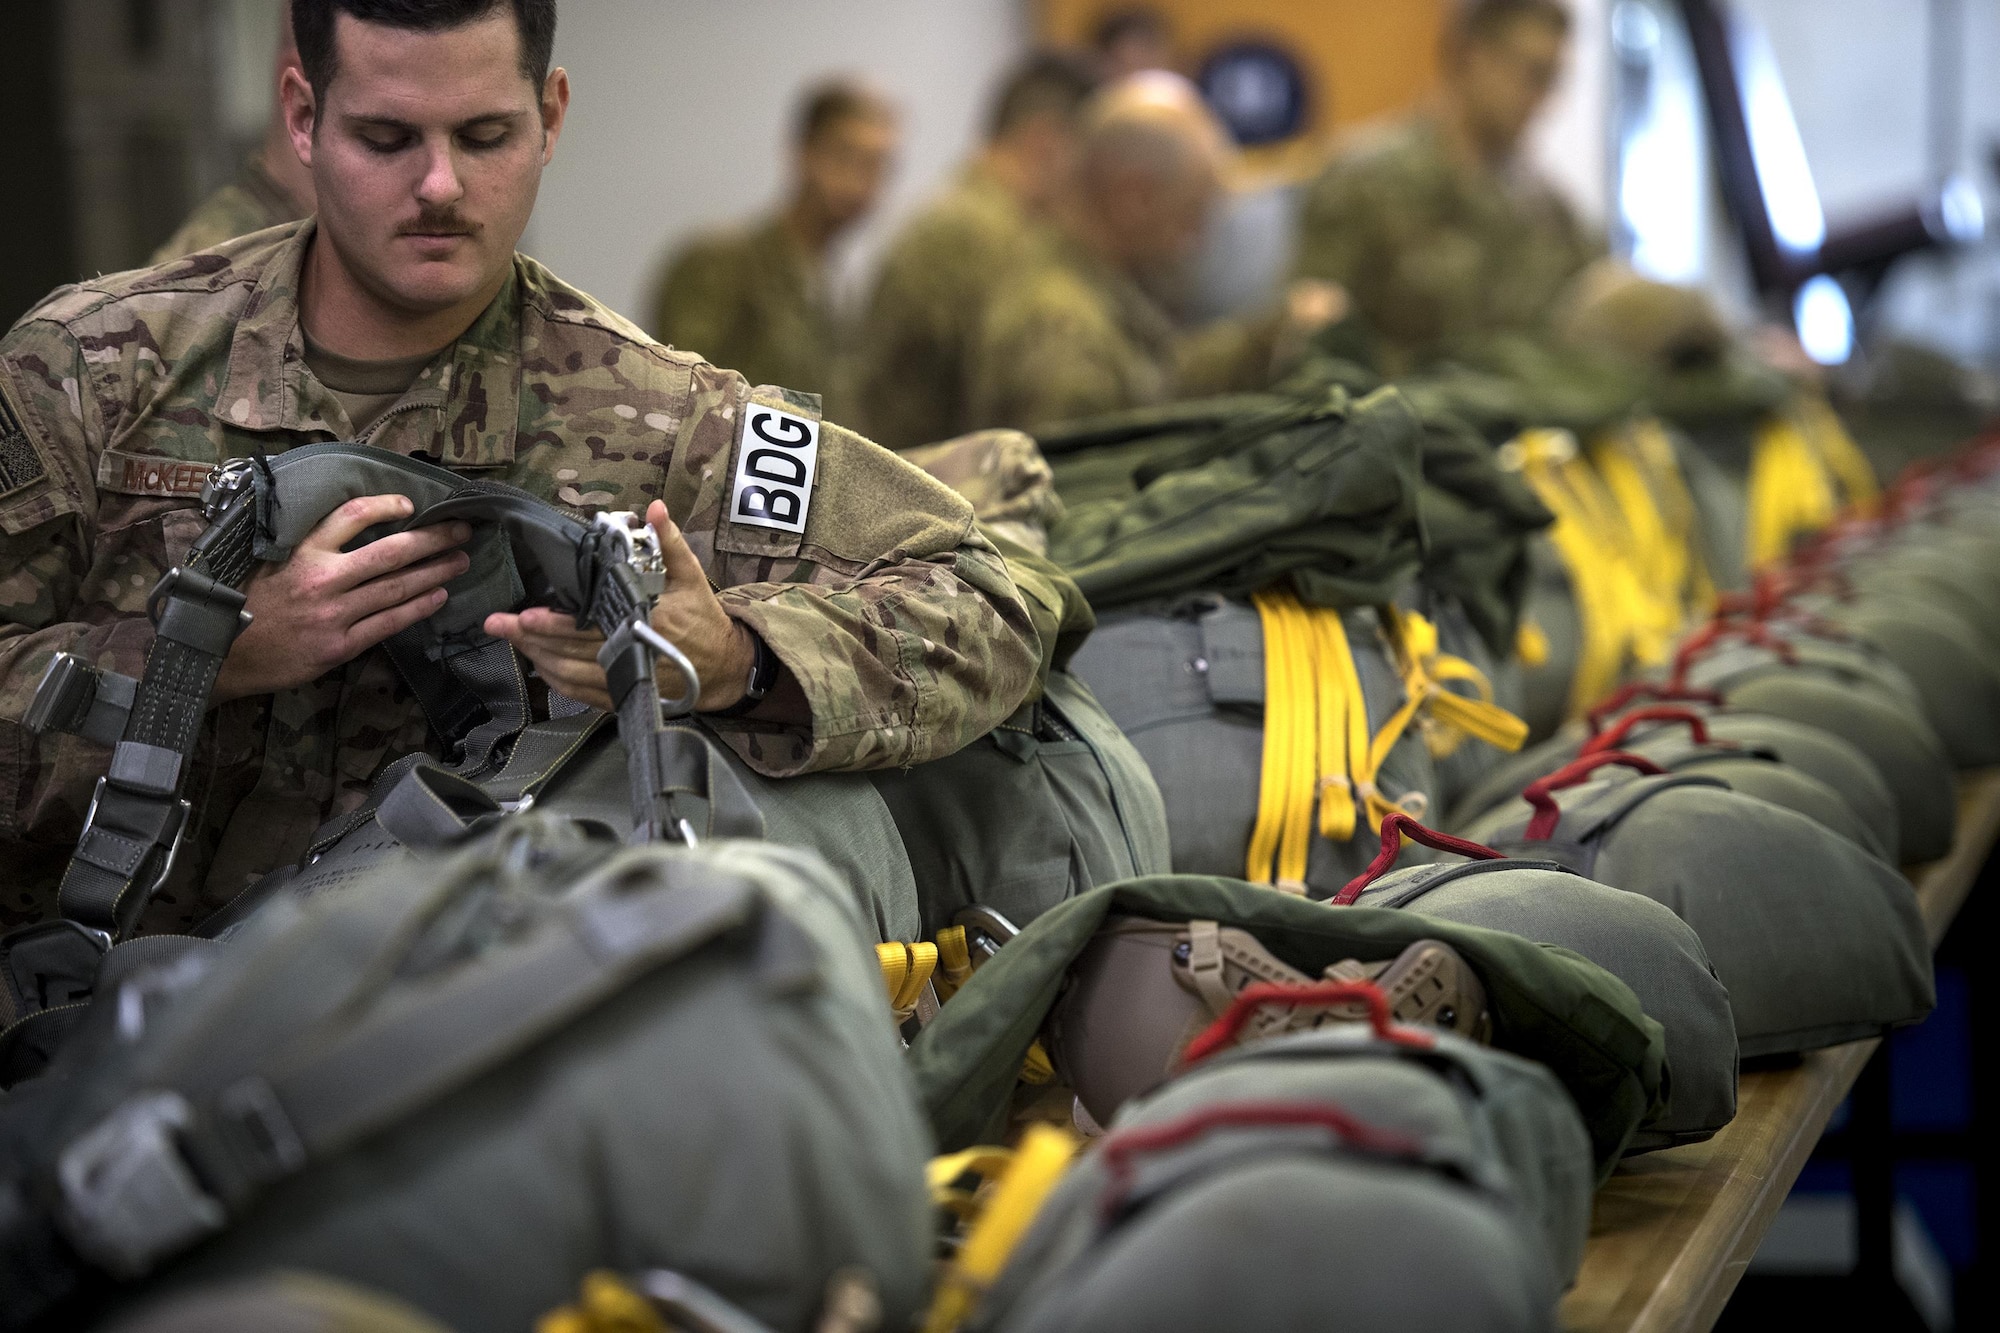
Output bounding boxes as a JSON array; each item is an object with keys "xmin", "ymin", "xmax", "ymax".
[
  {"xmin": 987, "ymin": 51, "xmax": 1099, "ymax": 140},
  {"xmin": 1091, "ymin": 8, "xmax": 1170, "ymax": 54},
  {"xmin": 794, "ymin": 78, "xmax": 893, "ymax": 147},
  {"xmin": 1451, "ymin": 0, "xmax": 1572, "ymax": 43},
  {"xmin": 291, "ymin": 0, "xmax": 558, "ymax": 102}
]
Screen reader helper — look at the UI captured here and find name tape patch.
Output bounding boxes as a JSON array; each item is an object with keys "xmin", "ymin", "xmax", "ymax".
[{"xmin": 729, "ymin": 405, "xmax": 819, "ymax": 535}]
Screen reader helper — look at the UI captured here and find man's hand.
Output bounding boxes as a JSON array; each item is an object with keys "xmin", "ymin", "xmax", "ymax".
[
  {"xmin": 486, "ymin": 500, "xmax": 756, "ymax": 712},
  {"xmin": 212, "ymin": 494, "xmax": 473, "ymax": 704}
]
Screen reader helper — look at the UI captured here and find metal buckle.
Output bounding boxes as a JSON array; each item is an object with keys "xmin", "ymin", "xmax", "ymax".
[
  {"xmin": 591, "ymin": 510, "xmax": 667, "ymax": 598},
  {"xmin": 631, "ymin": 618, "xmax": 702, "ymax": 717},
  {"xmin": 23, "ymin": 653, "xmax": 96, "ymax": 737},
  {"xmin": 198, "ymin": 458, "xmax": 257, "ymax": 522},
  {"xmin": 78, "ymin": 777, "xmax": 192, "ymax": 927},
  {"xmin": 953, "ymin": 905, "xmax": 1022, "ymax": 961},
  {"xmin": 58, "ymin": 1091, "xmax": 226, "ymax": 1278}
]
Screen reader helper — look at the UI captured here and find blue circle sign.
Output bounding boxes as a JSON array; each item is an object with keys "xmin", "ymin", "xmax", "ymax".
[{"xmin": 1197, "ymin": 40, "xmax": 1312, "ymax": 146}]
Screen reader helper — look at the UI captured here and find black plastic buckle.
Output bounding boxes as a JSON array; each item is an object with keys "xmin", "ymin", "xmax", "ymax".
[
  {"xmin": 0, "ymin": 919, "xmax": 110, "ymax": 1016},
  {"xmin": 23, "ymin": 654, "xmax": 98, "ymax": 738}
]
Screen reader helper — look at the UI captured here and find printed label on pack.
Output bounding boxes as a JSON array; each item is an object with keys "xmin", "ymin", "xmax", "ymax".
[{"xmin": 729, "ymin": 404, "xmax": 818, "ymax": 535}]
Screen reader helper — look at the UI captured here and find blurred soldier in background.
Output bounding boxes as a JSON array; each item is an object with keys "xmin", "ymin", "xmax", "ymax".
[
  {"xmin": 151, "ymin": 3, "xmax": 318, "ymax": 263},
  {"xmin": 1091, "ymin": 8, "xmax": 1176, "ymax": 80},
  {"xmin": 854, "ymin": 52, "xmax": 1097, "ymax": 450},
  {"xmin": 967, "ymin": 73, "xmax": 1340, "ymax": 434},
  {"xmin": 1293, "ymin": 0, "xmax": 1600, "ymax": 374},
  {"xmin": 648, "ymin": 79, "xmax": 898, "ymax": 413}
]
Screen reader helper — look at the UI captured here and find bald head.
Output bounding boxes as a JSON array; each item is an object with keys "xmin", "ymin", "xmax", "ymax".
[{"xmin": 1069, "ymin": 73, "xmax": 1231, "ymax": 272}]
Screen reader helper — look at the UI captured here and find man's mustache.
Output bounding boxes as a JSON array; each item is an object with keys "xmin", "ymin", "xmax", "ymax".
[{"xmin": 398, "ymin": 213, "xmax": 479, "ymax": 236}]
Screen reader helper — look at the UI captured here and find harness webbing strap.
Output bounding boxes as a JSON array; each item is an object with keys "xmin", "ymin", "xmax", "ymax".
[
  {"xmin": 52, "ymin": 519, "xmax": 257, "ymax": 940},
  {"xmin": 21, "ymin": 448, "xmax": 724, "ymax": 993}
]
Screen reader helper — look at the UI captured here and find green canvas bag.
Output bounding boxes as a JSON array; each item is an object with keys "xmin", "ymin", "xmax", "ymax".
[
  {"xmin": 0, "ymin": 821, "xmax": 933, "ymax": 1333},
  {"xmin": 965, "ymin": 1025, "xmax": 1591, "ymax": 1333},
  {"xmin": 906, "ymin": 874, "xmax": 1666, "ymax": 1174},
  {"xmin": 1461, "ymin": 753, "xmax": 1935, "ymax": 1058},
  {"xmin": 869, "ymin": 671, "xmax": 1170, "ymax": 935},
  {"xmin": 1338, "ymin": 816, "xmax": 1737, "ymax": 1151}
]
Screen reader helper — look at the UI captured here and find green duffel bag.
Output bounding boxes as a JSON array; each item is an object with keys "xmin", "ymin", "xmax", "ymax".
[
  {"xmin": 869, "ymin": 671, "xmax": 1171, "ymax": 936},
  {"xmin": 0, "ymin": 820, "xmax": 933, "ymax": 1332},
  {"xmin": 1068, "ymin": 597, "xmax": 1441, "ymax": 888},
  {"xmin": 907, "ymin": 875, "xmax": 1666, "ymax": 1174},
  {"xmin": 964, "ymin": 1023, "xmax": 1592, "ymax": 1333},
  {"xmin": 1669, "ymin": 627, "xmax": 1956, "ymax": 860},
  {"xmin": 1461, "ymin": 753, "xmax": 1935, "ymax": 1058},
  {"xmin": 1447, "ymin": 687, "xmax": 1902, "ymax": 863},
  {"xmin": 1337, "ymin": 815, "xmax": 1737, "ymax": 1150}
]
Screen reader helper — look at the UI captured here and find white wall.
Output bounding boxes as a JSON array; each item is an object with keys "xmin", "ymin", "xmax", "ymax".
[
  {"xmin": 524, "ymin": 0, "xmax": 1030, "ymax": 324},
  {"xmin": 1528, "ymin": 0, "xmax": 1613, "ymax": 226}
]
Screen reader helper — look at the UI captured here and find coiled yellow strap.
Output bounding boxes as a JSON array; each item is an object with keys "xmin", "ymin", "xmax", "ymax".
[
  {"xmin": 922, "ymin": 1125, "xmax": 1079, "ymax": 1333},
  {"xmin": 1245, "ymin": 591, "xmax": 1525, "ymax": 888},
  {"xmin": 1746, "ymin": 395, "xmax": 1878, "ymax": 569}
]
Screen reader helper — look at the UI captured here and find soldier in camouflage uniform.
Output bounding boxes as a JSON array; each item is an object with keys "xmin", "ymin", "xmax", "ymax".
[
  {"xmin": 0, "ymin": 0, "xmax": 1038, "ymax": 932},
  {"xmin": 647, "ymin": 80, "xmax": 899, "ymax": 415},
  {"xmin": 852, "ymin": 52, "xmax": 1097, "ymax": 450},
  {"xmin": 151, "ymin": 3, "xmax": 316, "ymax": 263},
  {"xmin": 966, "ymin": 74, "xmax": 1336, "ymax": 434},
  {"xmin": 1293, "ymin": 0, "xmax": 1601, "ymax": 375}
]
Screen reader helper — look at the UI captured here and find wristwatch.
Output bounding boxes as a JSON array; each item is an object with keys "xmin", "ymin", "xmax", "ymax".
[{"xmin": 711, "ymin": 629, "xmax": 778, "ymax": 717}]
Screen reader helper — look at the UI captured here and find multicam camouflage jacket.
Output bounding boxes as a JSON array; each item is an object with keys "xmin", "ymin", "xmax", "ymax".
[
  {"xmin": 967, "ymin": 229, "xmax": 1285, "ymax": 435},
  {"xmin": 854, "ymin": 165, "xmax": 1043, "ymax": 451},
  {"xmin": 0, "ymin": 221, "xmax": 1039, "ymax": 929},
  {"xmin": 1294, "ymin": 113, "xmax": 1603, "ymax": 375},
  {"xmin": 149, "ymin": 155, "xmax": 308, "ymax": 266}
]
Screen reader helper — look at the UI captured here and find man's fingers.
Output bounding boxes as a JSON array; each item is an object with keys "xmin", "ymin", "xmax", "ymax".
[
  {"xmin": 345, "ymin": 586, "xmax": 450, "ymax": 653},
  {"xmin": 304, "ymin": 493, "xmax": 417, "ymax": 552},
  {"xmin": 647, "ymin": 501, "xmax": 709, "ymax": 589},
  {"xmin": 515, "ymin": 607, "xmax": 603, "ymax": 641},
  {"xmin": 512, "ymin": 630, "xmax": 603, "ymax": 664},
  {"xmin": 336, "ymin": 521, "xmax": 474, "ymax": 589},
  {"xmin": 344, "ymin": 549, "xmax": 471, "ymax": 619}
]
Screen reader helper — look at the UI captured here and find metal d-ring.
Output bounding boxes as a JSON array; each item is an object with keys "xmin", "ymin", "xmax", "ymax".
[{"xmin": 630, "ymin": 618, "xmax": 701, "ymax": 716}]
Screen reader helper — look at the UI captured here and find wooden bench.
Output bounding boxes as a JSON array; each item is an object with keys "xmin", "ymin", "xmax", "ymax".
[{"xmin": 1561, "ymin": 769, "xmax": 2000, "ymax": 1333}]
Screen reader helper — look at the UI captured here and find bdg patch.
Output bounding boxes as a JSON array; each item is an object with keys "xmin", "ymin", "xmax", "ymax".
[
  {"xmin": 729, "ymin": 404, "xmax": 818, "ymax": 535},
  {"xmin": 0, "ymin": 381, "xmax": 48, "ymax": 501}
]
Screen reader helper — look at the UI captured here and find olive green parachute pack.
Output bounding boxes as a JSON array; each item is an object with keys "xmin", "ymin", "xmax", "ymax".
[
  {"xmin": 1029, "ymin": 384, "xmax": 1550, "ymax": 892},
  {"xmin": 906, "ymin": 873, "xmax": 1666, "ymax": 1174},
  {"xmin": 1664, "ymin": 622, "xmax": 1958, "ymax": 859},
  {"xmin": 1460, "ymin": 753, "xmax": 1934, "ymax": 1058},
  {"xmin": 964, "ymin": 1025, "xmax": 1593, "ymax": 1333},
  {"xmin": 1339, "ymin": 815, "xmax": 1737, "ymax": 1150},
  {"xmin": 1449, "ymin": 693, "xmax": 1902, "ymax": 863},
  {"xmin": 0, "ymin": 821, "xmax": 933, "ymax": 1332}
]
